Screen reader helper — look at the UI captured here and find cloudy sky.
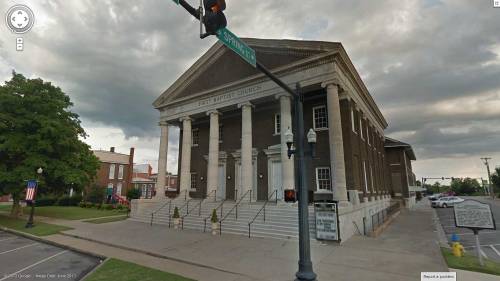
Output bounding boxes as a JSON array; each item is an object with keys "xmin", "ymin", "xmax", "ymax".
[{"xmin": 1, "ymin": 0, "xmax": 499, "ymax": 184}]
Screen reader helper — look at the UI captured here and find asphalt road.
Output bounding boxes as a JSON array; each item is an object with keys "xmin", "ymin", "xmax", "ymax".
[
  {"xmin": 435, "ymin": 197, "xmax": 500, "ymax": 262},
  {"xmin": 0, "ymin": 231, "xmax": 101, "ymax": 280}
]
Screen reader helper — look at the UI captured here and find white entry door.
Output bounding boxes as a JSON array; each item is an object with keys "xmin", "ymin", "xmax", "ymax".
[
  {"xmin": 270, "ymin": 161, "xmax": 283, "ymax": 200},
  {"xmin": 217, "ymin": 164, "xmax": 226, "ymax": 200},
  {"xmin": 235, "ymin": 161, "xmax": 257, "ymax": 200}
]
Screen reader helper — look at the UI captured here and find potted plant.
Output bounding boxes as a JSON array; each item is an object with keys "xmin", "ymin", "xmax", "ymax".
[
  {"xmin": 210, "ymin": 209, "xmax": 219, "ymax": 235},
  {"xmin": 173, "ymin": 206, "xmax": 181, "ymax": 229}
]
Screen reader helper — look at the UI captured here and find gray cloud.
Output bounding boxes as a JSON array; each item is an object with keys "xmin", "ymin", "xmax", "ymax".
[{"xmin": 1, "ymin": 0, "xmax": 500, "ymax": 174}]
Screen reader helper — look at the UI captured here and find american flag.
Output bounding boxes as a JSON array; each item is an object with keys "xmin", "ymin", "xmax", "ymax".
[{"xmin": 25, "ymin": 180, "xmax": 37, "ymax": 202}]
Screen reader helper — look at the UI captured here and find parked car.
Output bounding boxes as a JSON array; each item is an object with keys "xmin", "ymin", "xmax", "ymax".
[
  {"xmin": 428, "ymin": 193, "xmax": 443, "ymax": 201},
  {"xmin": 431, "ymin": 196, "xmax": 465, "ymax": 208}
]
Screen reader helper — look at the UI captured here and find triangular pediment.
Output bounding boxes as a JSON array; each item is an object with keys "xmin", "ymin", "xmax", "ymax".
[{"xmin": 154, "ymin": 38, "xmax": 341, "ymax": 108}]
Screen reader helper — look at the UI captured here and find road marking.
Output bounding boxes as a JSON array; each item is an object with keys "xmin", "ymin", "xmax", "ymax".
[
  {"xmin": 480, "ymin": 248, "xmax": 488, "ymax": 259},
  {"xmin": 0, "ymin": 237, "xmax": 16, "ymax": 242},
  {"xmin": 0, "ymin": 243, "xmax": 38, "ymax": 255},
  {"xmin": 0, "ymin": 250, "xmax": 67, "ymax": 281},
  {"xmin": 490, "ymin": 245, "xmax": 500, "ymax": 257}
]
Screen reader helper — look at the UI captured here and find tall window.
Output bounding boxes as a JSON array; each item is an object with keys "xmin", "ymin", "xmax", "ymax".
[
  {"xmin": 219, "ymin": 125, "xmax": 223, "ymax": 143},
  {"xmin": 351, "ymin": 109, "xmax": 356, "ymax": 133},
  {"xmin": 315, "ymin": 167, "xmax": 331, "ymax": 191},
  {"xmin": 363, "ymin": 161, "xmax": 368, "ymax": 193},
  {"xmin": 190, "ymin": 173, "xmax": 197, "ymax": 190},
  {"xmin": 370, "ymin": 164, "xmax": 374, "ymax": 192},
  {"xmin": 109, "ymin": 164, "xmax": 115, "ymax": 180},
  {"xmin": 118, "ymin": 165, "xmax": 124, "ymax": 179},
  {"xmin": 367, "ymin": 125, "xmax": 371, "ymax": 145},
  {"xmin": 192, "ymin": 129, "xmax": 199, "ymax": 146},
  {"xmin": 359, "ymin": 118, "xmax": 364, "ymax": 139},
  {"xmin": 274, "ymin": 114, "xmax": 281, "ymax": 135},
  {"xmin": 313, "ymin": 106, "xmax": 328, "ymax": 130}
]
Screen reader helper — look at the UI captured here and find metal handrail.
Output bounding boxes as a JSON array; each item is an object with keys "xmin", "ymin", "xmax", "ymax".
[
  {"xmin": 203, "ymin": 199, "xmax": 226, "ymax": 232},
  {"xmin": 181, "ymin": 190, "xmax": 216, "ymax": 229},
  {"xmin": 150, "ymin": 199, "xmax": 173, "ymax": 226},
  {"xmin": 247, "ymin": 190, "xmax": 278, "ymax": 238},
  {"xmin": 219, "ymin": 189, "xmax": 252, "ymax": 235}
]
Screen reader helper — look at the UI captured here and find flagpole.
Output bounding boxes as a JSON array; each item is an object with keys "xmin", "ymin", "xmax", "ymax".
[{"xmin": 25, "ymin": 168, "xmax": 42, "ymax": 228}]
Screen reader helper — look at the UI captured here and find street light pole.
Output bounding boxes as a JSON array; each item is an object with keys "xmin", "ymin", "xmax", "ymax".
[{"xmin": 26, "ymin": 167, "xmax": 42, "ymax": 228}]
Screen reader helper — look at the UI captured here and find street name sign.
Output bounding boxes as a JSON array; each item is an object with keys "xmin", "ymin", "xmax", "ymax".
[
  {"xmin": 454, "ymin": 200, "xmax": 496, "ymax": 230},
  {"xmin": 314, "ymin": 202, "xmax": 340, "ymax": 241},
  {"xmin": 216, "ymin": 27, "xmax": 256, "ymax": 67}
]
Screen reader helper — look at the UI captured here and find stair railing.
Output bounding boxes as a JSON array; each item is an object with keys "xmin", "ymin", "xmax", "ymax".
[
  {"xmin": 203, "ymin": 199, "xmax": 226, "ymax": 232},
  {"xmin": 219, "ymin": 189, "xmax": 252, "ymax": 236},
  {"xmin": 181, "ymin": 190, "xmax": 215, "ymax": 229},
  {"xmin": 247, "ymin": 190, "xmax": 278, "ymax": 238},
  {"xmin": 150, "ymin": 199, "xmax": 173, "ymax": 226}
]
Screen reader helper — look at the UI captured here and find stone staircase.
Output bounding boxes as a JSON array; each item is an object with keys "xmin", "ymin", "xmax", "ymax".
[{"xmin": 130, "ymin": 196, "xmax": 317, "ymax": 240}]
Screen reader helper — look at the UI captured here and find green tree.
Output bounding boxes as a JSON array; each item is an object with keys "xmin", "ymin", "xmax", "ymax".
[
  {"xmin": 451, "ymin": 178, "xmax": 480, "ymax": 195},
  {"xmin": 0, "ymin": 72, "xmax": 99, "ymax": 216},
  {"xmin": 491, "ymin": 167, "xmax": 500, "ymax": 197}
]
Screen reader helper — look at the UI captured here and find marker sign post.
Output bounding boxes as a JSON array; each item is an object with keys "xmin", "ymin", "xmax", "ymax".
[{"xmin": 453, "ymin": 199, "xmax": 496, "ymax": 266}]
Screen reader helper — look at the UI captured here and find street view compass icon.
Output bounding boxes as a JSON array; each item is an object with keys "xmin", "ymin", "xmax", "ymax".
[{"xmin": 5, "ymin": 4, "xmax": 35, "ymax": 34}]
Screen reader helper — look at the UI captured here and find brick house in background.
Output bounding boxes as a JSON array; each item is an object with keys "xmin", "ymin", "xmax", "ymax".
[
  {"xmin": 93, "ymin": 147, "xmax": 134, "ymax": 199},
  {"xmin": 131, "ymin": 164, "xmax": 179, "ymax": 199}
]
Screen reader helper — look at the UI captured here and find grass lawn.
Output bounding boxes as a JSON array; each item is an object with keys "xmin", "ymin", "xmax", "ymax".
[
  {"xmin": 0, "ymin": 204, "xmax": 13, "ymax": 212},
  {"xmin": 0, "ymin": 214, "xmax": 72, "ymax": 236},
  {"xmin": 85, "ymin": 258, "xmax": 195, "ymax": 281},
  {"xmin": 33, "ymin": 206, "xmax": 128, "ymax": 220},
  {"xmin": 84, "ymin": 215, "xmax": 128, "ymax": 224},
  {"xmin": 441, "ymin": 248, "xmax": 500, "ymax": 276}
]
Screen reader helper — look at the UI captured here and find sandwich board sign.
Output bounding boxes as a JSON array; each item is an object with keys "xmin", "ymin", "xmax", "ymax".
[
  {"xmin": 314, "ymin": 201, "xmax": 340, "ymax": 241},
  {"xmin": 453, "ymin": 199, "xmax": 496, "ymax": 266}
]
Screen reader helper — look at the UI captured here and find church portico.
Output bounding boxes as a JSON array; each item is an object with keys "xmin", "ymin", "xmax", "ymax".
[{"xmin": 140, "ymin": 38, "xmax": 408, "ymax": 242}]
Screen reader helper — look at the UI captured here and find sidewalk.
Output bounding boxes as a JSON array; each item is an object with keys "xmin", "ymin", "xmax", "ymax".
[{"xmin": 31, "ymin": 199, "xmax": 448, "ymax": 281}]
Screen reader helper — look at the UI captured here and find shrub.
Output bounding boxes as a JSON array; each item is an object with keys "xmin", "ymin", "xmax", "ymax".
[
  {"xmin": 85, "ymin": 202, "xmax": 94, "ymax": 208},
  {"xmin": 78, "ymin": 201, "xmax": 86, "ymax": 208},
  {"xmin": 35, "ymin": 196, "xmax": 57, "ymax": 207},
  {"xmin": 116, "ymin": 204, "xmax": 125, "ymax": 210},
  {"xmin": 105, "ymin": 204, "xmax": 114, "ymax": 210},
  {"xmin": 126, "ymin": 188, "xmax": 141, "ymax": 201},
  {"xmin": 210, "ymin": 209, "xmax": 218, "ymax": 223},
  {"xmin": 173, "ymin": 206, "xmax": 180, "ymax": 219},
  {"xmin": 85, "ymin": 185, "xmax": 106, "ymax": 204},
  {"xmin": 57, "ymin": 195, "xmax": 83, "ymax": 206}
]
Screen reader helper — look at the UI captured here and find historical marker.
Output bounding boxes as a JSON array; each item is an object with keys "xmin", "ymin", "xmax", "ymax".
[
  {"xmin": 314, "ymin": 202, "xmax": 340, "ymax": 241},
  {"xmin": 453, "ymin": 199, "xmax": 496, "ymax": 266}
]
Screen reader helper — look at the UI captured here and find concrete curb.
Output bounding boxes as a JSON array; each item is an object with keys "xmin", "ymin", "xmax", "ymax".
[
  {"xmin": 0, "ymin": 226, "xmax": 107, "ymax": 260},
  {"xmin": 80, "ymin": 257, "xmax": 110, "ymax": 281},
  {"xmin": 431, "ymin": 208, "xmax": 450, "ymax": 248},
  {"xmin": 59, "ymin": 232, "xmax": 250, "ymax": 278}
]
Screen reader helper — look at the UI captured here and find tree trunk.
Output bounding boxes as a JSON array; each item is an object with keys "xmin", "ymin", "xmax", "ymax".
[{"xmin": 10, "ymin": 196, "xmax": 22, "ymax": 217}]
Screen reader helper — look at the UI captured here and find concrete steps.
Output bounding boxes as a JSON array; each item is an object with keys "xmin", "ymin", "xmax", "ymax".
[{"xmin": 131, "ymin": 197, "xmax": 317, "ymax": 240}]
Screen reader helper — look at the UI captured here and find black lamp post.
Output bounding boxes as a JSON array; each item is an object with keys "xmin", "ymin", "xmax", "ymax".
[{"xmin": 26, "ymin": 167, "xmax": 42, "ymax": 228}]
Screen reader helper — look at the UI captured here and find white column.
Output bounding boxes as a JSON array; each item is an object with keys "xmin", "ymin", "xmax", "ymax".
[
  {"xmin": 277, "ymin": 94, "xmax": 295, "ymax": 198},
  {"xmin": 206, "ymin": 110, "xmax": 220, "ymax": 199},
  {"xmin": 179, "ymin": 117, "xmax": 192, "ymax": 199},
  {"xmin": 239, "ymin": 102, "xmax": 253, "ymax": 200},
  {"xmin": 155, "ymin": 122, "xmax": 169, "ymax": 199},
  {"xmin": 323, "ymin": 82, "xmax": 349, "ymax": 203}
]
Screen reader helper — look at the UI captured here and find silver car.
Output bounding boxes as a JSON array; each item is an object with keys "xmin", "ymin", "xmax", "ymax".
[{"xmin": 431, "ymin": 196, "xmax": 465, "ymax": 208}]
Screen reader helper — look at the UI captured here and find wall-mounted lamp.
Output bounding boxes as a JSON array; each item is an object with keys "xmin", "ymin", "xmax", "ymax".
[
  {"xmin": 227, "ymin": 175, "xmax": 232, "ymax": 180},
  {"xmin": 259, "ymin": 174, "xmax": 264, "ymax": 179},
  {"xmin": 200, "ymin": 176, "xmax": 204, "ymax": 181}
]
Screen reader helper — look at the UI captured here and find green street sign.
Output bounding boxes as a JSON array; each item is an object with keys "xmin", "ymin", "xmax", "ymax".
[
  {"xmin": 172, "ymin": 0, "xmax": 179, "ymax": 4},
  {"xmin": 216, "ymin": 28, "xmax": 256, "ymax": 68}
]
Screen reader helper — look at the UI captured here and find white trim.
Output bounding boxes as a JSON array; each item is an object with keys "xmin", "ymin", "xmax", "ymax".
[
  {"xmin": 0, "ymin": 251, "xmax": 68, "ymax": 281},
  {"xmin": 0, "ymin": 243, "xmax": 38, "ymax": 255},
  {"xmin": 359, "ymin": 117, "xmax": 364, "ymax": 140},
  {"xmin": 315, "ymin": 167, "xmax": 332, "ymax": 192},
  {"xmin": 118, "ymin": 164, "xmax": 124, "ymax": 180},
  {"xmin": 312, "ymin": 105, "xmax": 328, "ymax": 131}
]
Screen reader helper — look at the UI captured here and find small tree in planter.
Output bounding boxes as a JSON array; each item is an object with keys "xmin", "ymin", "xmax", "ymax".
[
  {"xmin": 173, "ymin": 206, "xmax": 181, "ymax": 229},
  {"xmin": 210, "ymin": 209, "xmax": 219, "ymax": 235}
]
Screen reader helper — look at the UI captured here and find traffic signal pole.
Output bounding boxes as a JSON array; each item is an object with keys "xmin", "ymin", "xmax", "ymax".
[{"xmin": 174, "ymin": 2, "xmax": 317, "ymax": 280}]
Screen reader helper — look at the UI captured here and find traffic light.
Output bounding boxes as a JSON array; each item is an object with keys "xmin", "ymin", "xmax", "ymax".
[{"xmin": 203, "ymin": 0, "xmax": 227, "ymax": 36}]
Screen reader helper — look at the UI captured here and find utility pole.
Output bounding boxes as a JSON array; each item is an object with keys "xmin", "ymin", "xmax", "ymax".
[{"xmin": 480, "ymin": 158, "xmax": 494, "ymax": 199}]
